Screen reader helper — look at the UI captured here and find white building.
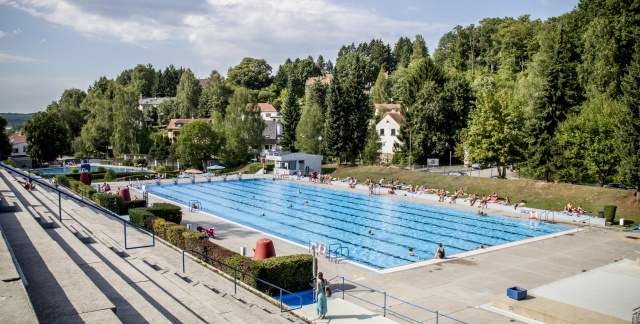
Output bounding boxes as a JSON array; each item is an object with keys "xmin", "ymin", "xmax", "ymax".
[
  {"xmin": 8, "ymin": 132, "xmax": 27, "ymax": 157},
  {"xmin": 375, "ymin": 112, "xmax": 404, "ymax": 162},
  {"xmin": 138, "ymin": 96, "xmax": 175, "ymax": 110},
  {"xmin": 373, "ymin": 103, "xmax": 402, "ymax": 115},
  {"xmin": 266, "ymin": 152, "xmax": 322, "ymax": 176}
]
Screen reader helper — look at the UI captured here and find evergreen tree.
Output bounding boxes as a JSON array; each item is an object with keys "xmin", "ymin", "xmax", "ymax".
[
  {"xmin": 296, "ymin": 80, "xmax": 326, "ymax": 154},
  {"xmin": 393, "ymin": 36, "xmax": 413, "ymax": 69},
  {"xmin": 175, "ymin": 69, "xmax": 201, "ymax": 119},
  {"xmin": 279, "ymin": 78, "xmax": 301, "ymax": 151},
  {"xmin": 616, "ymin": 43, "xmax": 640, "ymax": 196},
  {"xmin": 316, "ymin": 55, "xmax": 325, "ymax": 74},
  {"xmin": 409, "ymin": 35, "xmax": 429, "ymax": 63},
  {"xmin": 0, "ymin": 116, "xmax": 13, "ymax": 159},
  {"xmin": 526, "ymin": 26, "xmax": 574, "ymax": 182},
  {"xmin": 202, "ymin": 70, "xmax": 232, "ymax": 119},
  {"xmin": 371, "ymin": 67, "xmax": 391, "ymax": 104},
  {"xmin": 323, "ymin": 75, "xmax": 347, "ymax": 162},
  {"xmin": 362, "ymin": 122, "xmax": 382, "ymax": 164}
]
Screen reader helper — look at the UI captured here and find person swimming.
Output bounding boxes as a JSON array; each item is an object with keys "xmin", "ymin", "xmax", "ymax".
[
  {"xmin": 305, "ymin": 200, "xmax": 308, "ymax": 203},
  {"xmin": 287, "ymin": 204, "xmax": 293, "ymax": 208},
  {"xmin": 260, "ymin": 213, "xmax": 265, "ymax": 216},
  {"xmin": 368, "ymin": 230, "xmax": 374, "ymax": 235}
]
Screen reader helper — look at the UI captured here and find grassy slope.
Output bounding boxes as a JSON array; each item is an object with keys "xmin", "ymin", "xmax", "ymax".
[{"xmin": 330, "ymin": 165, "xmax": 640, "ymax": 226}]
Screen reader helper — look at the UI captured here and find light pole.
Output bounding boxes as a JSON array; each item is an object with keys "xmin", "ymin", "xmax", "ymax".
[
  {"xmin": 318, "ymin": 135, "xmax": 322, "ymax": 156},
  {"xmin": 409, "ymin": 128, "xmax": 412, "ymax": 170}
]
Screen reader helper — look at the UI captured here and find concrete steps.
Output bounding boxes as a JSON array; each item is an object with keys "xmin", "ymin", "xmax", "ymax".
[
  {"xmin": 6, "ymin": 170, "xmax": 303, "ymax": 323},
  {"xmin": 0, "ymin": 170, "xmax": 118, "ymax": 323}
]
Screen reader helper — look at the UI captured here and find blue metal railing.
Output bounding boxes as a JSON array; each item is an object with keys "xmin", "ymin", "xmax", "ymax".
[
  {"xmin": 0, "ymin": 154, "xmax": 154, "ymax": 250},
  {"xmin": 326, "ymin": 275, "xmax": 467, "ymax": 324},
  {"xmin": 181, "ymin": 249, "xmax": 303, "ymax": 313}
]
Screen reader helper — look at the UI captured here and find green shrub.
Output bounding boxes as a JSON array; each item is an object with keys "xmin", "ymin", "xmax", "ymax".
[
  {"xmin": 94, "ymin": 193, "xmax": 123, "ymax": 213},
  {"xmin": 133, "ymin": 157, "xmax": 148, "ymax": 166},
  {"xmin": 128, "ymin": 208, "xmax": 155, "ymax": 227},
  {"xmin": 253, "ymin": 254, "xmax": 313, "ymax": 295},
  {"xmin": 4, "ymin": 160, "xmax": 18, "ymax": 168},
  {"xmin": 145, "ymin": 202, "xmax": 182, "ymax": 224},
  {"xmin": 71, "ymin": 167, "xmax": 79, "ymax": 174},
  {"xmin": 166, "ymin": 225, "xmax": 188, "ymax": 246},
  {"xmin": 604, "ymin": 205, "xmax": 617, "ymax": 223},
  {"xmin": 226, "ymin": 255, "xmax": 258, "ymax": 286},
  {"xmin": 123, "ymin": 199, "xmax": 146, "ymax": 211},
  {"xmin": 156, "ymin": 165, "xmax": 174, "ymax": 172},
  {"xmin": 122, "ymin": 159, "xmax": 134, "ymax": 166},
  {"xmin": 247, "ymin": 163, "xmax": 274, "ymax": 174},
  {"xmin": 97, "ymin": 166, "xmax": 105, "ymax": 172},
  {"xmin": 68, "ymin": 179, "xmax": 97, "ymax": 196},
  {"xmin": 30, "ymin": 170, "xmax": 41, "ymax": 176},
  {"xmin": 104, "ymin": 169, "xmax": 116, "ymax": 181}
]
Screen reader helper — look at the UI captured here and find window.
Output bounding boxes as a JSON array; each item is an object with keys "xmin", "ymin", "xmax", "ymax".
[
  {"xmin": 379, "ymin": 129, "xmax": 385, "ymax": 136},
  {"xmin": 266, "ymin": 113, "xmax": 271, "ymax": 117},
  {"xmin": 13, "ymin": 148, "xmax": 18, "ymax": 153},
  {"xmin": 391, "ymin": 129, "xmax": 396, "ymax": 136}
]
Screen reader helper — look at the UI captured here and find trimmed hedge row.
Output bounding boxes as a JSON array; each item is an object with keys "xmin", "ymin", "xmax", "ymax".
[
  {"xmin": 143, "ymin": 217, "xmax": 312, "ymax": 295},
  {"xmin": 247, "ymin": 163, "xmax": 274, "ymax": 174},
  {"xmin": 128, "ymin": 202, "xmax": 182, "ymax": 226},
  {"xmin": 93, "ymin": 193, "xmax": 146, "ymax": 215},
  {"xmin": 56, "ymin": 175, "xmax": 96, "ymax": 196}
]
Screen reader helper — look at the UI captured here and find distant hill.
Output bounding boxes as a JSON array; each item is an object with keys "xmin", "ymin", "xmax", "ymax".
[{"xmin": 0, "ymin": 113, "xmax": 34, "ymax": 127}]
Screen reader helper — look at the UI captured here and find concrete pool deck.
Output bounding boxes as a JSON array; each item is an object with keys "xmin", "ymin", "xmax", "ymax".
[{"xmin": 135, "ymin": 175, "xmax": 640, "ymax": 323}]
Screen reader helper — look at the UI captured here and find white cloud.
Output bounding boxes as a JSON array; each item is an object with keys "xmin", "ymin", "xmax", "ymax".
[
  {"xmin": 13, "ymin": 28, "xmax": 21, "ymax": 34},
  {"xmin": 0, "ymin": 31, "xmax": 5, "ymax": 38},
  {"xmin": 39, "ymin": 38, "xmax": 46, "ymax": 43},
  {"xmin": 0, "ymin": 52, "xmax": 39, "ymax": 63}
]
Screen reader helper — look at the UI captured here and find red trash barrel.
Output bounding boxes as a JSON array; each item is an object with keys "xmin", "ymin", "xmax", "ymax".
[
  {"xmin": 253, "ymin": 238, "xmax": 276, "ymax": 260},
  {"xmin": 118, "ymin": 187, "xmax": 131, "ymax": 202},
  {"xmin": 79, "ymin": 171, "xmax": 91, "ymax": 186}
]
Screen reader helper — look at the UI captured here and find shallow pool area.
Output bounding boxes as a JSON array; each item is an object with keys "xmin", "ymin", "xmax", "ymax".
[
  {"xmin": 146, "ymin": 179, "xmax": 570, "ymax": 270},
  {"xmin": 34, "ymin": 165, "xmax": 151, "ymax": 175}
]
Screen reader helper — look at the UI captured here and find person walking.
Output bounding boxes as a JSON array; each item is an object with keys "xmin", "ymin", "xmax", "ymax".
[{"xmin": 316, "ymin": 272, "xmax": 328, "ymax": 320}]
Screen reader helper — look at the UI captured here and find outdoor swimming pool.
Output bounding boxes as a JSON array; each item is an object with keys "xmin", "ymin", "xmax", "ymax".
[
  {"xmin": 146, "ymin": 179, "xmax": 569, "ymax": 269},
  {"xmin": 34, "ymin": 165, "xmax": 150, "ymax": 175}
]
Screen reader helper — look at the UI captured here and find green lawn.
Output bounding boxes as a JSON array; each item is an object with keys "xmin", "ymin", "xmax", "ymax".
[{"xmin": 330, "ymin": 165, "xmax": 640, "ymax": 227}]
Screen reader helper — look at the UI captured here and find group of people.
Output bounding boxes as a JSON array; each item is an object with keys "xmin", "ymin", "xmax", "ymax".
[
  {"xmin": 563, "ymin": 202, "xmax": 584, "ymax": 214},
  {"xmin": 100, "ymin": 183, "xmax": 112, "ymax": 193}
]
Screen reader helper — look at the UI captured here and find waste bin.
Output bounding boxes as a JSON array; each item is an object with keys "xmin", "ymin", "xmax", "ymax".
[
  {"xmin": 620, "ymin": 219, "xmax": 625, "ymax": 226},
  {"xmin": 598, "ymin": 211, "xmax": 604, "ymax": 218},
  {"xmin": 240, "ymin": 246, "xmax": 246, "ymax": 256}
]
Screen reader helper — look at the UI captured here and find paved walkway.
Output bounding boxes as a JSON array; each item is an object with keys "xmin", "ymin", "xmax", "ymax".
[{"xmin": 132, "ymin": 175, "xmax": 640, "ymax": 323}]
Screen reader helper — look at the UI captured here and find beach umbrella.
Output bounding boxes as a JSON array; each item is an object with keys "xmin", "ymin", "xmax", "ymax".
[
  {"xmin": 207, "ymin": 165, "xmax": 225, "ymax": 170},
  {"xmin": 184, "ymin": 169, "xmax": 203, "ymax": 174}
]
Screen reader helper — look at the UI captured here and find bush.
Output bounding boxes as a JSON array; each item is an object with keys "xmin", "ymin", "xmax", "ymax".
[
  {"xmin": 156, "ymin": 165, "xmax": 174, "ymax": 172},
  {"xmin": 94, "ymin": 193, "xmax": 123, "ymax": 214},
  {"xmin": 122, "ymin": 159, "xmax": 134, "ymax": 166},
  {"xmin": 71, "ymin": 167, "xmax": 79, "ymax": 174},
  {"xmin": 104, "ymin": 169, "xmax": 117, "ymax": 181},
  {"xmin": 128, "ymin": 208, "xmax": 155, "ymax": 227},
  {"xmin": 145, "ymin": 202, "xmax": 182, "ymax": 224},
  {"xmin": 96, "ymin": 166, "xmax": 105, "ymax": 172},
  {"xmin": 68, "ymin": 179, "xmax": 97, "ymax": 196},
  {"xmin": 4, "ymin": 160, "xmax": 18, "ymax": 168},
  {"xmin": 248, "ymin": 163, "xmax": 274, "ymax": 174},
  {"xmin": 29, "ymin": 170, "xmax": 41, "ymax": 176},
  {"xmin": 133, "ymin": 157, "xmax": 147, "ymax": 166},
  {"xmin": 253, "ymin": 254, "xmax": 313, "ymax": 295},
  {"xmin": 604, "ymin": 205, "xmax": 617, "ymax": 224}
]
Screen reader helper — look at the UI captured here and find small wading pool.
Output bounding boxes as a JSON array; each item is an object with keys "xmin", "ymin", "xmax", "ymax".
[
  {"xmin": 34, "ymin": 165, "xmax": 151, "ymax": 175},
  {"xmin": 146, "ymin": 179, "xmax": 569, "ymax": 270}
]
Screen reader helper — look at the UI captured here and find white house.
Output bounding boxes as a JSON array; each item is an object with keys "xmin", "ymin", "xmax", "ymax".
[
  {"xmin": 373, "ymin": 103, "xmax": 402, "ymax": 115},
  {"xmin": 266, "ymin": 152, "xmax": 322, "ymax": 176},
  {"xmin": 376, "ymin": 112, "xmax": 404, "ymax": 162},
  {"xmin": 138, "ymin": 96, "xmax": 175, "ymax": 110},
  {"xmin": 8, "ymin": 132, "xmax": 27, "ymax": 157},
  {"xmin": 252, "ymin": 103, "xmax": 282, "ymax": 121}
]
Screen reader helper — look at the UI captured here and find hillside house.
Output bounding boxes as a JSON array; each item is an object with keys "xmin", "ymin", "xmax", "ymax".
[
  {"xmin": 166, "ymin": 118, "xmax": 213, "ymax": 144},
  {"xmin": 375, "ymin": 112, "xmax": 404, "ymax": 162},
  {"xmin": 8, "ymin": 132, "xmax": 27, "ymax": 157}
]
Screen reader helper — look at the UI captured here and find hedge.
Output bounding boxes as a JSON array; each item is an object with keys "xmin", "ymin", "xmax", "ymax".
[
  {"xmin": 93, "ymin": 193, "xmax": 146, "ymax": 215},
  {"xmin": 129, "ymin": 208, "xmax": 155, "ymax": 227},
  {"xmin": 143, "ymin": 203, "xmax": 182, "ymax": 224},
  {"xmin": 604, "ymin": 205, "xmax": 617, "ymax": 224},
  {"xmin": 142, "ymin": 217, "xmax": 312, "ymax": 295},
  {"xmin": 248, "ymin": 163, "xmax": 274, "ymax": 174}
]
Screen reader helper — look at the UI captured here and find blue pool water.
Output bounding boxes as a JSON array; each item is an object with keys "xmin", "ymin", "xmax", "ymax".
[
  {"xmin": 146, "ymin": 179, "xmax": 569, "ymax": 269},
  {"xmin": 35, "ymin": 165, "xmax": 151, "ymax": 175}
]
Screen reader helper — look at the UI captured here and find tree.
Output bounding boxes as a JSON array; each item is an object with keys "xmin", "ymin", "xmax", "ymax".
[
  {"xmin": 175, "ymin": 69, "xmax": 201, "ymax": 118},
  {"xmin": 362, "ymin": 122, "xmax": 382, "ymax": 164},
  {"xmin": 0, "ymin": 116, "xmax": 12, "ymax": 159},
  {"xmin": 175, "ymin": 120, "xmax": 220, "ymax": 169},
  {"xmin": 227, "ymin": 57, "xmax": 272, "ymax": 90},
  {"xmin": 110, "ymin": 86, "xmax": 150, "ymax": 156},
  {"xmin": 158, "ymin": 65, "xmax": 184, "ymax": 97},
  {"xmin": 148, "ymin": 133, "xmax": 170, "ymax": 162},
  {"xmin": 202, "ymin": 70, "xmax": 232, "ymax": 119},
  {"xmin": 296, "ymin": 80, "xmax": 326, "ymax": 154},
  {"xmin": 131, "ymin": 64, "xmax": 157, "ymax": 97},
  {"xmin": 393, "ymin": 36, "xmax": 413, "ymax": 69},
  {"xmin": 46, "ymin": 88, "xmax": 88, "ymax": 154},
  {"xmin": 526, "ymin": 27, "xmax": 574, "ymax": 182},
  {"xmin": 371, "ymin": 67, "xmax": 391, "ymax": 104},
  {"xmin": 23, "ymin": 111, "xmax": 69, "ymax": 164},
  {"xmin": 464, "ymin": 83, "xmax": 525, "ymax": 178},
  {"xmin": 279, "ymin": 78, "xmax": 301, "ymax": 151},
  {"xmin": 409, "ymin": 35, "xmax": 429, "ymax": 63},
  {"xmin": 616, "ymin": 43, "xmax": 640, "ymax": 196},
  {"xmin": 316, "ymin": 55, "xmax": 325, "ymax": 74}
]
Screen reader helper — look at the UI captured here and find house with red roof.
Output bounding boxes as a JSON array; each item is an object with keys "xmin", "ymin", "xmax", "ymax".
[
  {"xmin": 166, "ymin": 118, "xmax": 213, "ymax": 144},
  {"xmin": 375, "ymin": 112, "xmax": 405, "ymax": 162},
  {"xmin": 373, "ymin": 103, "xmax": 402, "ymax": 115},
  {"xmin": 304, "ymin": 74, "xmax": 333, "ymax": 92},
  {"xmin": 8, "ymin": 131, "xmax": 27, "ymax": 157}
]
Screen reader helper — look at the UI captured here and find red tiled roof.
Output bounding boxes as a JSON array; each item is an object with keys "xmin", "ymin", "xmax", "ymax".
[
  {"xmin": 249, "ymin": 103, "xmax": 278, "ymax": 112},
  {"xmin": 166, "ymin": 118, "xmax": 212, "ymax": 130},
  {"xmin": 305, "ymin": 74, "xmax": 333, "ymax": 87},
  {"xmin": 381, "ymin": 112, "xmax": 405, "ymax": 125},
  {"xmin": 374, "ymin": 103, "xmax": 402, "ymax": 110},
  {"xmin": 198, "ymin": 79, "xmax": 209, "ymax": 87},
  {"xmin": 8, "ymin": 132, "xmax": 25, "ymax": 143}
]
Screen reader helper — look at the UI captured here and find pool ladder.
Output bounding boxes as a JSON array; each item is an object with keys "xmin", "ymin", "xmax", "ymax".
[{"xmin": 327, "ymin": 243, "xmax": 350, "ymax": 264}]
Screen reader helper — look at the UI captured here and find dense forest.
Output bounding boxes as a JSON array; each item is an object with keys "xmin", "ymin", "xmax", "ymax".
[{"xmin": 11, "ymin": 0, "xmax": 640, "ymax": 190}]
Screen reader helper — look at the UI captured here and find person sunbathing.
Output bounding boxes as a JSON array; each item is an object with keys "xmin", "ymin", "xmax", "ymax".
[
  {"xmin": 449, "ymin": 191, "xmax": 460, "ymax": 204},
  {"xmin": 479, "ymin": 195, "xmax": 488, "ymax": 208},
  {"xmin": 469, "ymin": 193, "xmax": 478, "ymax": 206},
  {"xmin": 17, "ymin": 179, "xmax": 36, "ymax": 190},
  {"xmin": 491, "ymin": 192, "xmax": 498, "ymax": 200}
]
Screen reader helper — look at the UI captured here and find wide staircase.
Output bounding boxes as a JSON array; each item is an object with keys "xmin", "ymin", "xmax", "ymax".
[{"xmin": 0, "ymin": 167, "xmax": 304, "ymax": 323}]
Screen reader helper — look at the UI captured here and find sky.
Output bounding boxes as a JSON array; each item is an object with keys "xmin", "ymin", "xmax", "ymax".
[{"xmin": 0, "ymin": 0, "xmax": 579, "ymax": 114}]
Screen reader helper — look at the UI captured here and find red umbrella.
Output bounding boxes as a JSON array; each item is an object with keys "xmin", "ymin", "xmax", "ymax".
[{"xmin": 184, "ymin": 169, "xmax": 203, "ymax": 174}]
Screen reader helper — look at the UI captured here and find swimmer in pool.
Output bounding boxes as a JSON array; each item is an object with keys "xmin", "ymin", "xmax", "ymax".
[
  {"xmin": 287, "ymin": 204, "xmax": 292, "ymax": 208},
  {"xmin": 368, "ymin": 230, "xmax": 374, "ymax": 235},
  {"xmin": 260, "ymin": 213, "xmax": 265, "ymax": 216},
  {"xmin": 408, "ymin": 247, "xmax": 415, "ymax": 256},
  {"xmin": 252, "ymin": 196, "xmax": 255, "ymax": 199},
  {"xmin": 305, "ymin": 200, "xmax": 308, "ymax": 203}
]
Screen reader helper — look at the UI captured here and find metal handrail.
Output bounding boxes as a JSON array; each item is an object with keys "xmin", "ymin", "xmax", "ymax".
[
  {"xmin": 0, "ymin": 154, "xmax": 154, "ymax": 250},
  {"xmin": 181, "ymin": 249, "xmax": 303, "ymax": 313},
  {"xmin": 327, "ymin": 275, "xmax": 467, "ymax": 324}
]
